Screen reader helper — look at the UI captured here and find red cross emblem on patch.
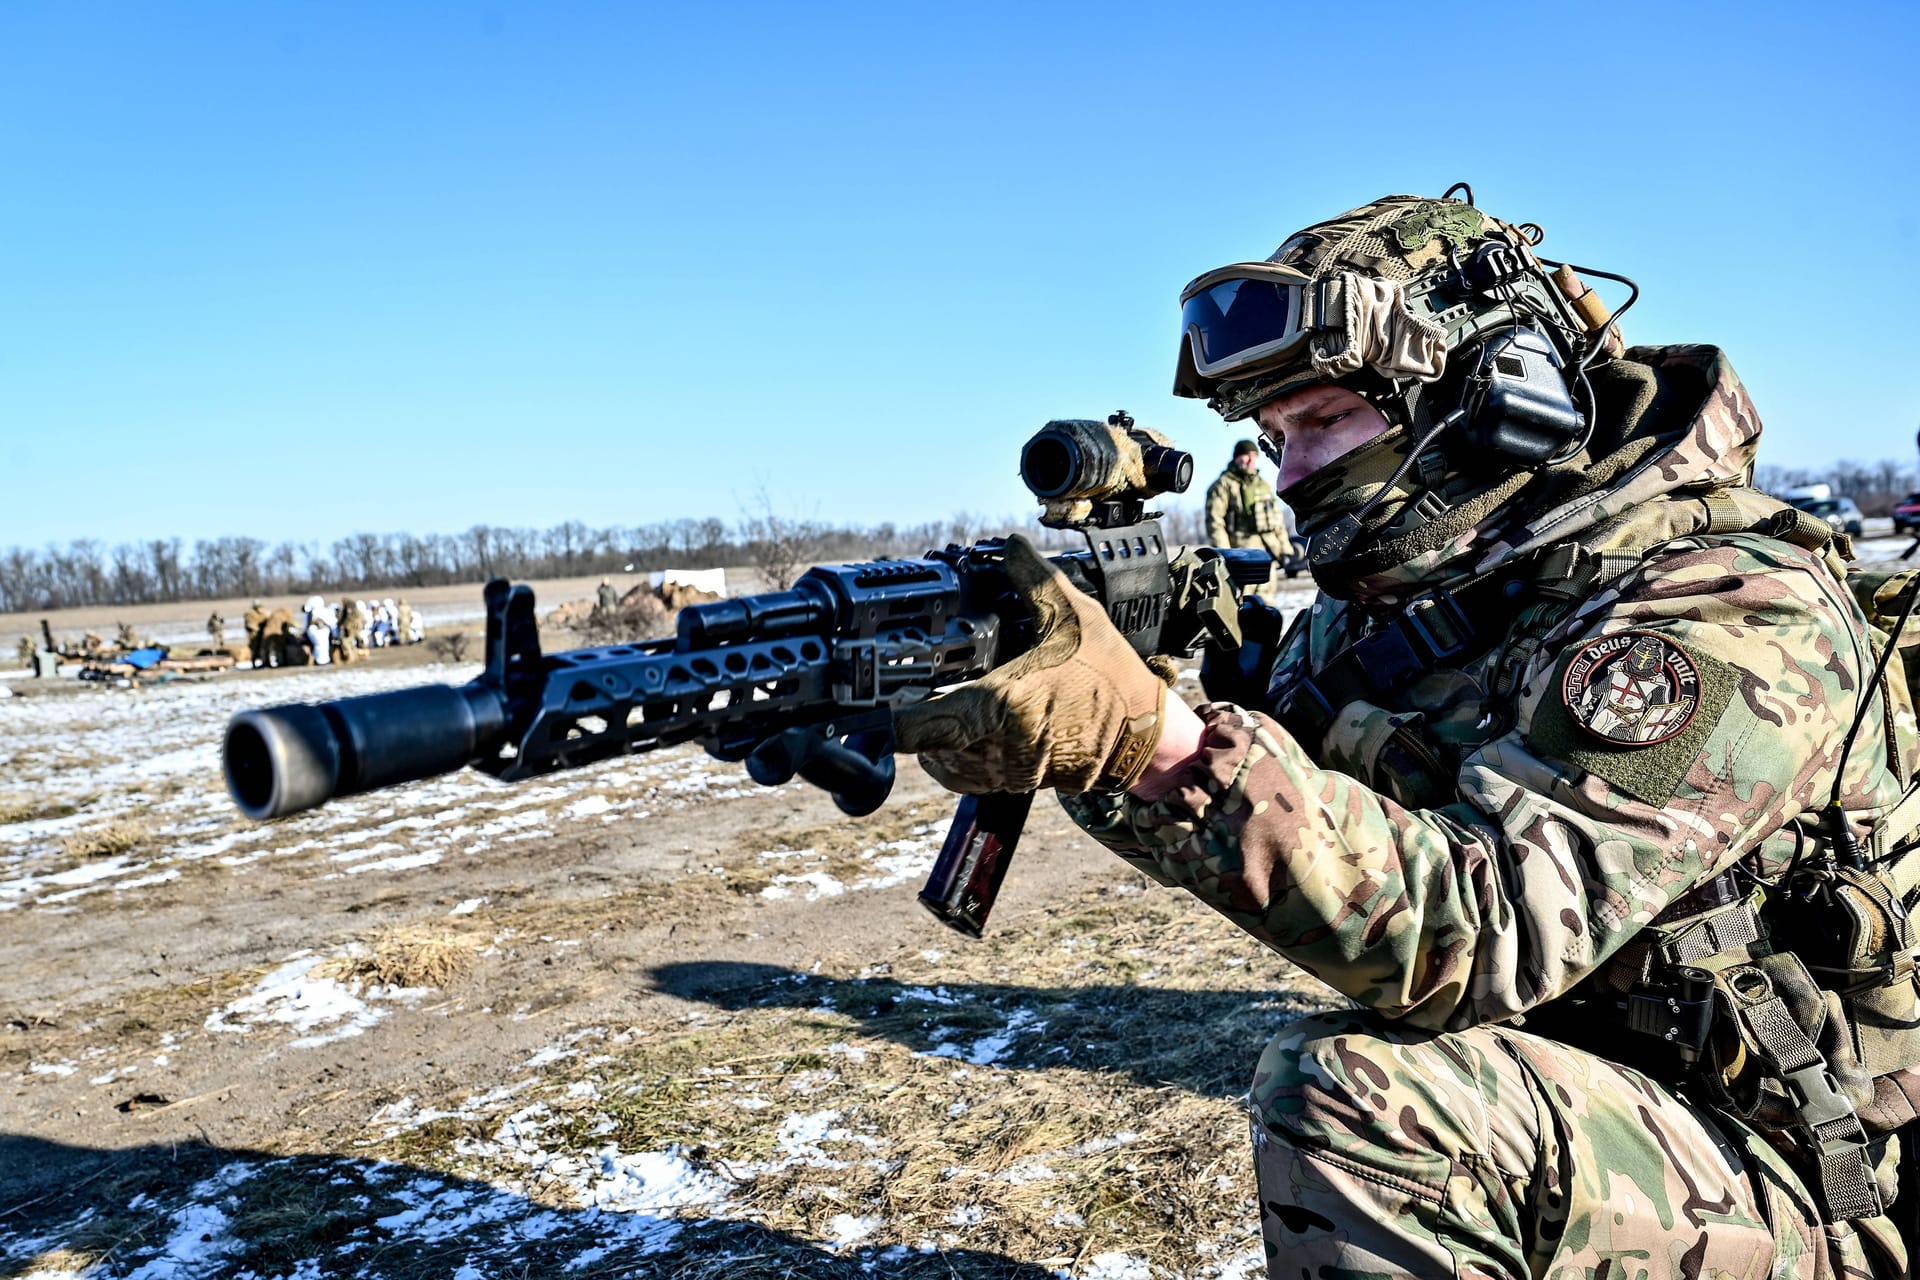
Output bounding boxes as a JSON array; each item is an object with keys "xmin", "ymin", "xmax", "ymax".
[{"xmin": 1559, "ymin": 630, "xmax": 1703, "ymax": 746}]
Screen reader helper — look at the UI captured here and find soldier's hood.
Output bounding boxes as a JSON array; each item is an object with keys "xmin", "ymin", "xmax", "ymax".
[{"xmin": 1334, "ymin": 344, "xmax": 1763, "ymax": 606}]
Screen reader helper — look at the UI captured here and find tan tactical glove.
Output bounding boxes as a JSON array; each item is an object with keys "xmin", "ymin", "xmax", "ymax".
[{"xmin": 893, "ymin": 534, "xmax": 1175, "ymax": 795}]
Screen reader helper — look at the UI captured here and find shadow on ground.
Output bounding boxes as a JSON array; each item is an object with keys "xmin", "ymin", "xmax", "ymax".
[
  {"xmin": 0, "ymin": 1133, "xmax": 1060, "ymax": 1279},
  {"xmin": 649, "ymin": 960, "xmax": 1328, "ymax": 1099}
]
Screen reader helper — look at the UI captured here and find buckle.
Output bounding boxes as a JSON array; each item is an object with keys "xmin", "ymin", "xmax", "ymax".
[
  {"xmin": 1310, "ymin": 277, "xmax": 1339, "ymax": 332},
  {"xmin": 1782, "ymin": 1062, "xmax": 1856, "ymax": 1131},
  {"xmin": 1654, "ymin": 869, "xmax": 1746, "ymax": 922},
  {"xmin": 1343, "ymin": 592, "xmax": 1474, "ymax": 696},
  {"xmin": 1279, "ymin": 678, "xmax": 1336, "ymax": 742},
  {"xmin": 1402, "ymin": 592, "xmax": 1472, "ymax": 663}
]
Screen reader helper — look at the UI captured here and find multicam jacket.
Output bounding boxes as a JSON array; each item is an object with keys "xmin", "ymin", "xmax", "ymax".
[
  {"xmin": 1205, "ymin": 466, "xmax": 1293, "ymax": 563},
  {"xmin": 1065, "ymin": 346, "xmax": 1912, "ymax": 1037}
]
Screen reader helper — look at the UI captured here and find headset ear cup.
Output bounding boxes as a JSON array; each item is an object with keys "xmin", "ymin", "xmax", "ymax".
[{"xmin": 1447, "ymin": 327, "xmax": 1584, "ymax": 464}]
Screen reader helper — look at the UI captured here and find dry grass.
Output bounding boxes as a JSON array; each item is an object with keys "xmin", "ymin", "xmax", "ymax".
[
  {"xmin": 222, "ymin": 1165, "xmax": 371, "ymax": 1271},
  {"xmin": 0, "ymin": 880, "xmax": 1307, "ymax": 1277},
  {"xmin": 317, "ymin": 924, "xmax": 486, "ymax": 988},
  {"xmin": 57, "ymin": 818, "xmax": 149, "ymax": 860},
  {"xmin": 370, "ymin": 880, "xmax": 1322, "ymax": 1275},
  {"xmin": 8, "ymin": 1248, "xmax": 99, "ymax": 1274},
  {"xmin": 0, "ymin": 780, "xmax": 1315, "ymax": 1275},
  {"xmin": 0, "ymin": 794, "xmax": 87, "ymax": 826}
]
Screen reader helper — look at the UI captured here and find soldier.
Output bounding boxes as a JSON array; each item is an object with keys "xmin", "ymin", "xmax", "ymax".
[
  {"xmin": 895, "ymin": 192, "xmax": 1920, "ymax": 1276},
  {"xmin": 261, "ymin": 606, "xmax": 294, "ymax": 667},
  {"xmin": 303, "ymin": 596, "xmax": 336, "ymax": 666},
  {"xmin": 242, "ymin": 599, "xmax": 269, "ymax": 667},
  {"xmin": 206, "ymin": 611, "xmax": 225, "ymax": 646},
  {"xmin": 1205, "ymin": 439, "xmax": 1295, "ymax": 589},
  {"xmin": 337, "ymin": 598, "xmax": 364, "ymax": 664},
  {"xmin": 396, "ymin": 598, "xmax": 416, "ymax": 645}
]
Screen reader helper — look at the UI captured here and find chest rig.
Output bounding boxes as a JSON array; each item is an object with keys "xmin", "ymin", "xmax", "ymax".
[
  {"xmin": 1268, "ymin": 491, "xmax": 1920, "ymax": 1227},
  {"xmin": 1269, "ymin": 532, "xmax": 1617, "ymax": 809}
]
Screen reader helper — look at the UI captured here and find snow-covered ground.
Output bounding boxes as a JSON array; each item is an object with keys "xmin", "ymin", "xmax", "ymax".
[{"xmin": 0, "ymin": 663, "xmax": 774, "ymax": 913}]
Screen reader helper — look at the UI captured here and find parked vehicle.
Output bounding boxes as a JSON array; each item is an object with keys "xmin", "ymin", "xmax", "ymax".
[
  {"xmin": 1790, "ymin": 495, "xmax": 1866, "ymax": 538},
  {"xmin": 1892, "ymin": 491, "xmax": 1920, "ymax": 534}
]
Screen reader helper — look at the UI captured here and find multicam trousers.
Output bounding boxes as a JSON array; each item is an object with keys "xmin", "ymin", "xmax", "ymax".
[{"xmin": 1250, "ymin": 1011, "xmax": 1905, "ymax": 1279}]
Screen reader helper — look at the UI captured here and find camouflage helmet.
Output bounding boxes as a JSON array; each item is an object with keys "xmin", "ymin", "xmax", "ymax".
[
  {"xmin": 1174, "ymin": 191, "xmax": 1588, "ymax": 423},
  {"xmin": 1174, "ymin": 189, "xmax": 1623, "ymax": 599}
]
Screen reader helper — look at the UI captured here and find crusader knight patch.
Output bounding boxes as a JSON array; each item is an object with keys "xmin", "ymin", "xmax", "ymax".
[{"xmin": 1559, "ymin": 630, "xmax": 1703, "ymax": 746}]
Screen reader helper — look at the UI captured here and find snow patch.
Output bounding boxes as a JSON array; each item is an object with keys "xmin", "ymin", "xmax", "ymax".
[
  {"xmin": 923, "ymin": 1009, "xmax": 1039, "ymax": 1066},
  {"xmin": 761, "ymin": 870, "xmax": 847, "ymax": 901},
  {"xmin": 205, "ymin": 952, "xmax": 429, "ymax": 1048},
  {"xmin": 1081, "ymin": 1252, "xmax": 1153, "ymax": 1280}
]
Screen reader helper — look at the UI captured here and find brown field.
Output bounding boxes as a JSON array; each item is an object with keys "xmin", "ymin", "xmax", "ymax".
[
  {"xmin": 16, "ymin": 528, "xmax": 1901, "ymax": 1275},
  {"xmin": 0, "ymin": 651, "xmax": 1323, "ymax": 1278},
  {"xmin": 0, "ymin": 569, "xmax": 765, "ymax": 659}
]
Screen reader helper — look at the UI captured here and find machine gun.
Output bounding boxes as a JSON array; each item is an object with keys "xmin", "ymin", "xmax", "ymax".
[{"xmin": 221, "ymin": 413, "xmax": 1271, "ymax": 935}]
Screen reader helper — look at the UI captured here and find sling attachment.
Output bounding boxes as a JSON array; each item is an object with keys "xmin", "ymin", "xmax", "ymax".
[
  {"xmin": 1723, "ymin": 955, "xmax": 1885, "ymax": 1221},
  {"xmin": 1800, "ymin": 863, "xmax": 1920, "ymax": 997},
  {"xmin": 1278, "ymin": 588, "xmax": 1475, "ymax": 741},
  {"xmin": 1870, "ymin": 782, "xmax": 1920, "ymax": 861},
  {"xmin": 1612, "ymin": 873, "xmax": 1766, "ymax": 1062},
  {"xmin": 1623, "ymin": 965, "xmax": 1715, "ymax": 1060}
]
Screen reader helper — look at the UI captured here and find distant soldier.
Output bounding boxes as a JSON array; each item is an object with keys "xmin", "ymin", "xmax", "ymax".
[
  {"xmin": 207, "ymin": 612, "xmax": 225, "ymax": 645},
  {"xmin": 375, "ymin": 598, "xmax": 398, "ymax": 647},
  {"xmin": 115, "ymin": 622, "xmax": 139, "ymax": 652},
  {"xmin": 262, "ymin": 607, "xmax": 295, "ymax": 667},
  {"xmin": 304, "ymin": 596, "xmax": 337, "ymax": 666},
  {"xmin": 243, "ymin": 600, "xmax": 269, "ymax": 667},
  {"xmin": 396, "ymin": 599, "xmax": 416, "ymax": 645},
  {"xmin": 1205, "ymin": 439, "xmax": 1296, "ymax": 593},
  {"xmin": 597, "ymin": 578, "xmax": 619, "ymax": 612},
  {"xmin": 337, "ymin": 598, "xmax": 364, "ymax": 664},
  {"xmin": 15, "ymin": 636, "xmax": 33, "ymax": 668}
]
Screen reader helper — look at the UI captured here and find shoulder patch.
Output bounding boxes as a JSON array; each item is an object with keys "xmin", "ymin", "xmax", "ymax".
[
  {"xmin": 1559, "ymin": 631, "xmax": 1703, "ymax": 746},
  {"xmin": 1529, "ymin": 631, "xmax": 1739, "ymax": 806}
]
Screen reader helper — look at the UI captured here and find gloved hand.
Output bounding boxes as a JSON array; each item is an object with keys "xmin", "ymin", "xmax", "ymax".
[{"xmin": 892, "ymin": 534, "xmax": 1177, "ymax": 795}]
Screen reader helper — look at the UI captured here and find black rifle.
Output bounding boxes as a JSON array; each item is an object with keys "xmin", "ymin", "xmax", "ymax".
[{"xmin": 221, "ymin": 414, "xmax": 1271, "ymax": 935}]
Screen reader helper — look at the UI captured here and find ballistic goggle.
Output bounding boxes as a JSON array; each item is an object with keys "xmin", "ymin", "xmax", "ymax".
[{"xmin": 1172, "ymin": 263, "xmax": 1332, "ymax": 401}]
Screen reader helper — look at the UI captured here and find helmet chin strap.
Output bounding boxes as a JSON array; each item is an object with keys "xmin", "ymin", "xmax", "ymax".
[{"xmin": 1307, "ymin": 409, "xmax": 1465, "ymax": 567}]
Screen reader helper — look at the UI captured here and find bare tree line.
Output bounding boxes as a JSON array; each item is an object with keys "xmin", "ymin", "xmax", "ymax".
[
  {"xmin": 0, "ymin": 505, "xmax": 1219, "ymax": 614},
  {"xmin": 1755, "ymin": 457, "xmax": 1917, "ymax": 516},
  {"xmin": 0, "ymin": 499, "xmax": 1222, "ymax": 614}
]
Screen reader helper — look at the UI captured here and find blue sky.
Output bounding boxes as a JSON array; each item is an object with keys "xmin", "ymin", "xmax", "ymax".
[{"xmin": 2, "ymin": 1, "xmax": 1915, "ymax": 548}]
